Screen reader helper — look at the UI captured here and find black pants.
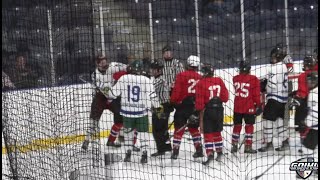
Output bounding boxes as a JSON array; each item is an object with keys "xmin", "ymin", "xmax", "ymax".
[
  {"xmin": 294, "ymin": 98, "xmax": 308, "ymax": 130},
  {"xmin": 152, "ymin": 103, "xmax": 174, "ymax": 152}
]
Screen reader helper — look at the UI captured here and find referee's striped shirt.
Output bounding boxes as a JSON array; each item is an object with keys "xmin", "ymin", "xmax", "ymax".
[
  {"xmin": 162, "ymin": 58, "xmax": 185, "ymax": 89},
  {"xmin": 152, "ymin": 76, "xmax": 170, "ymax": 104}
]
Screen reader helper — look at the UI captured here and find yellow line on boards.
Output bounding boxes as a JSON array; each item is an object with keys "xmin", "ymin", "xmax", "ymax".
[{"xmin": 2, "ymin": 116, "xmax": 234, "ymax": 154}]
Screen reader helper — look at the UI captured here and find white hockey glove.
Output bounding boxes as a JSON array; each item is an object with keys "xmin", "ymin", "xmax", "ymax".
[
  {"xmin": 100, "ymin": 87, "xmax": 110, "ymax": 96},
  {"xmin": 289, "ymin": 98, "xmax": 301, "ymax": 108}
]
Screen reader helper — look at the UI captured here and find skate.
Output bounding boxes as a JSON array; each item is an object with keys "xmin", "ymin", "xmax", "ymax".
[
  {"xmin": 151, "ymin": 151, "xmax": 166, "ymax": 157},
  {"xmin": 124, "ymin": 150, "xmax": 132, "ymax": 162},
  {"xmin": 81, "ymin": 140, "xmax": 90, "ymax": 151},
  {"xmin": 140, "ymin": 151, "xmax": 148, "ymax": 164},
  {"xmin": 231, "ymin": 143, "xmax": 238, "ymax": 153},
  {"xmin": 202, "ymin": 153, "xmax": 214, "ymax": 165},
  {"xmin": 244, "ymin": 145, "xmax": 257, "ymax": 154},
  {"xmin": 275, "ymin": 139, "xmax": 290, "ymax": 151},
  {"xmin": 171, "ymin": 148, "xmax": 179, "ymax": 160},
  {"xmin": 107, "ymin": 141, "xmax": 121, "ymax": 148},
  {"xmin": 193, "ymin": 145, "xmax": 204, "ymax": 158},
  {"xmin": 258, "ymin": 142, "xmax": 274, "ymax": 152},
  {"xmin": 215, "ymin": 152, "xmax": 223, "ymax": 162}
]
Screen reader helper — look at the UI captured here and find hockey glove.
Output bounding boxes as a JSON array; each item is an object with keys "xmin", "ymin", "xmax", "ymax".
[
  {"xmin": 255, "ymin": 105, "xmax": 263, "ymax": 116},
  {"xmin": 289, "ymin": 98, "xmax": 301, "ymax": 108},
  {"xmin": 188, "ymin": 114, "xmax": 199, "ymax": 125},
  {"xmin": 154, "ymin": 105, "xmax": 165, "ymax": 119},
  {"xmin": 260, "ymin": 79, "xmax": 267, "ymax": 93},
  {"xmin": 101, "ymin": 87, "xmax": 110, "ymax": 97}
]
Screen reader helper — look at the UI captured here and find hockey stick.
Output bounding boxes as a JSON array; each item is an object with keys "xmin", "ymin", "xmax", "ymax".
[
  {"xmin": 164, "ymin": 120, "xmax": 175, "ymax": 136},
  {"xmin": 253, "ymin": 155, "xmax": 284, "ymax": 180}
]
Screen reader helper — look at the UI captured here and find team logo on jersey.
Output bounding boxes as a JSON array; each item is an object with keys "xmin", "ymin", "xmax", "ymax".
[{"xmin": 289, "ymin": 157, "xmax": 318, "ymax": 179}]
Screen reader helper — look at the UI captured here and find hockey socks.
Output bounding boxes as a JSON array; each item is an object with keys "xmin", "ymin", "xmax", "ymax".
[
  {"xmin": 108, "ymin": 123, "xmax": 123, "ymax": 142},
  {"xmin": 232, "ymin": 124, "xmax": 242, "ymax": 144},
  {"xmin": 245, "ymin": 124, "xmax": 254, "ymax": 145},
  {"xmin": 189, "ymin": 127, "xmax": 202, "ymax": 149},
  {"xmin": 204, "ymin": 132, "xmax": 223, "ymax": 156}
]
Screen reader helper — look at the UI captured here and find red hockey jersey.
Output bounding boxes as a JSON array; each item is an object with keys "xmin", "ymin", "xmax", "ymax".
[
  {"xmin": 195, "ymin": 77, "xmax": 229, "ymax": 111},
  {"xmin": 296, "ymin": 70, "xmax": 312, "ymax": 99},
  {"xmin": 113, "ymin": 70, "xmax": 127, "ymax": 81},
  {"xmin": 170, "ymin": 70, "xmax": 202, "ymax": 104},
  {"xmin": 233, "ymin": 74, "xmax": 261, "ymax": 114}
]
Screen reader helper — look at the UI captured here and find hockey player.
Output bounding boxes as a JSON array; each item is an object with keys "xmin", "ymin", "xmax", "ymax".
[
  {"xmin": 231, "ymin": 61, "xmax": 261, "ymax": 154},
  {"xmin": 290, "ymin": 56, "xmax": 316, "ymax": 132},
  {"xmin": 170, "ymin": 55, "xmax": 203, "ymax": 160},
  {"xmin": 296, "ymin": 71, "xmax": 318, "ymax": 178},
  {"xmin": 149, "ymin": 59, "xmax": 174, "ymax": 157},
  {"xmin": 109, "ymin": 60, "xmax": 161, "ymax": 164},
  {"xmin": 82, "ymin": 55, "xmax": 127, "ymax": 151},
  {"xmin": 194, "ymin": 63, "xmax": 229, "ymax": 164},
  {"xmin": 258, "ymin": 45, "xmax": 290, "ymax": 152}
]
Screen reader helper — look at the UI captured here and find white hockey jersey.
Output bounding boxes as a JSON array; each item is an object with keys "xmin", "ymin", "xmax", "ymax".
[
  {"xmin": 109, "ymin": 74, "xmax": 160, "ymax": 118},
  {"xmin": 306, "ymin": 87, "xmax": 318, "ymax": 130},
  {"xmin": 260, "ymin": 62, "xmax": 289, "ymax": 103},
  {"xmin": 91, "ymin": 62, "xmax": 127, "ymax": 89}
]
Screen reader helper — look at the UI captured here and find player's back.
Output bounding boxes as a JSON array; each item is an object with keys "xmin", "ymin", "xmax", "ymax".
[
  {"xmin": 115, "ymin": 74, "xmax": 154, "ymax": 117},
  {"xmin": 171, "ymin": 70, "xmax": 202, "ymax": 104},
  {"xmin": 233, "ymin": 74, "xmax": 260, "ymax": 114},
  {"xmin": 195, "ymin": 76, "xmax": 228, "ymax": 111},
  {"xmin": 266, "ymin": 62, "xmax": 288, "ymax": 102}
]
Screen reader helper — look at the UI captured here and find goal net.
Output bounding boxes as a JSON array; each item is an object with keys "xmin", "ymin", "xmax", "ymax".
[{"xmin": 2, "ymin": 0, "xmax": 318, "ymax": 180}]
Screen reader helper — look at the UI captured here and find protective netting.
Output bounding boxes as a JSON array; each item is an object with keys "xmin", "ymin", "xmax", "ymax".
[{"xmin": 2, "ymin": 0, "xmax": 318, "ymax": 180}]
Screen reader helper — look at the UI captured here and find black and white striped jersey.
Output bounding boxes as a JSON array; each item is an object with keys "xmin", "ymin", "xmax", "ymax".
[
  {"xmin": 151, "ymin": 76, "xmax": 170, "ymax": 104},
  {"xmin": 162, "ymin": 58, "xmax": 184, "ymax": 89}
]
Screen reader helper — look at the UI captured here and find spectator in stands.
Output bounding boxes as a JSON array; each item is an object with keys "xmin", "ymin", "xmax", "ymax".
[
  {"xmin": 9, "ymin": 53, "xmax": 41, "ymax": 89},
  {"xmin": 2, "ymin": 71, "xmax": 15, "ymax": 90}
]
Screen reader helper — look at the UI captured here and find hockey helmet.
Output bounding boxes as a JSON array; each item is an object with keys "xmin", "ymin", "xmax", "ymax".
[
  {"xmin": 303, "ymin": 55, "xmax": 316, "ymax": 71},
  {"xmin": 150, "ymin": 59, "xmax": 164, "ymax": 69},
  {"xmin": 239, "ymin": 60, "xmax": 251, "ymax": 73},
  {"xmin": 128, "ymin": 59, "xmax": 144, "ymax": 75},
  {"xmin": 187, "ymin": 55, "xmax": 200, "ymax": 68},
  {"xmin": 307, "ymin": 71, "xmax": 318, "ymax": 89},
  {"xmin": 270, "ymin": 44, "xmax": 287, "ymax": 63},
  {"xmin": 201, "ymin": 63, "xmax": 214, "ymax": 77}
]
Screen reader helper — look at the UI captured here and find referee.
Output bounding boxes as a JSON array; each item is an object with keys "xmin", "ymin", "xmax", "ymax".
[{"xmin": 150, "ymin": 45, "xmax": 185, "ymax": 156}]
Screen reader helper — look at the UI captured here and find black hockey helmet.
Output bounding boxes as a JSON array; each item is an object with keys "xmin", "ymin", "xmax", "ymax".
[
  {"xmin": 150, "ymin": 59, "xmax": 164, "ymax": 69},
  {"xmin": 162, "ymin": 45, "xmax": 173, "ymax": 53},
  {"xmin": 270, "ymin": 44, "xmax": 287, "ymax": 63},
  {"xmin": 201, "ymin": 63, "xmax": 214, "ymax": 77},
  {"xmin": 303, "ymin": 55, "xmax": 316, "ymax": 71},
  {"xmin": 239, "ymin": 60, "xmax": 251, "ymax": 73},
  {"xmin": 306, "ymin": 71, "xmax": 318, "ymax": 89},
  {"xmin": 128, "ymin": 59, "xmax": 144, "ymax": 75}
]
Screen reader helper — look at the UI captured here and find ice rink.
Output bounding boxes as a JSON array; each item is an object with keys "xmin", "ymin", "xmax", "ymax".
[{"xmin": 2, "ymin": 114, "xmax": 318, "ymax": 180}]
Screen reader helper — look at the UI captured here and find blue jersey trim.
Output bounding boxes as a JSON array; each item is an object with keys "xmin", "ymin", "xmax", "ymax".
[
  {"xmin": 120, "ymin": 109, "xmax": 146, "ymax": 115},
  {"xmin": 266, "ymin": 94, "xmax": 288, "ymax": 101}
]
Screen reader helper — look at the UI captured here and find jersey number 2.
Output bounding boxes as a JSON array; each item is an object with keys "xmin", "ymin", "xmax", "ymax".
[
  {"xmin": 188, "ymin": 79, "xmax": 199, "ymax": 93},
  {"xmin": 127, "ymin": 85, "xmax": 140, "ymax": 102}
]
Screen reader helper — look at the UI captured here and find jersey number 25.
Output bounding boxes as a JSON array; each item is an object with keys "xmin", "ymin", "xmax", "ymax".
[{"xmin": 234, "ymin": 82, "xmax": 249, "ymax": 98}]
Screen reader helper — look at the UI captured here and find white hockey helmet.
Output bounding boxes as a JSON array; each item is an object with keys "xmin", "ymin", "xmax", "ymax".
[{"xmin": 187, "ymin": 55, "xmax": 200, "ymax": 67}]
